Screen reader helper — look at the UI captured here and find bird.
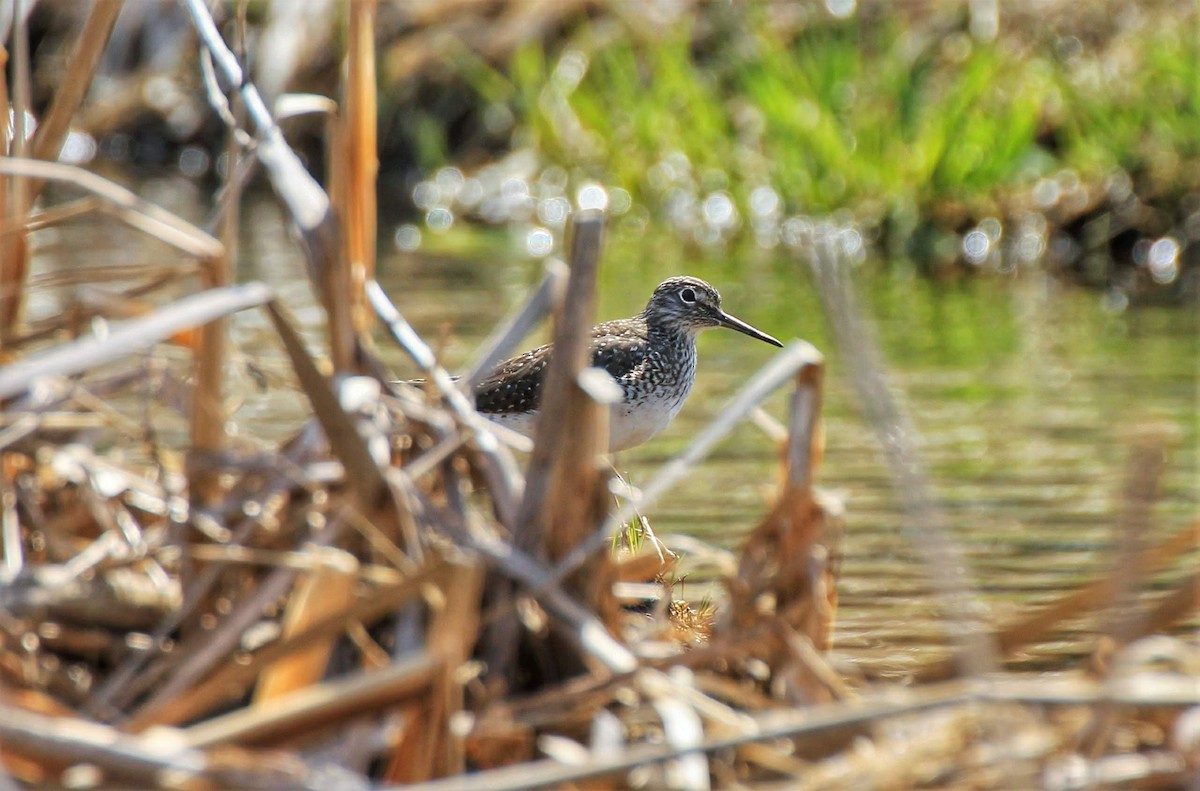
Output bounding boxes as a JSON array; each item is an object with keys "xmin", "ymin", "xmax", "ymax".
[{"xmin": 473, "ymin": 275, "xmax": 782, "ymax": 451}]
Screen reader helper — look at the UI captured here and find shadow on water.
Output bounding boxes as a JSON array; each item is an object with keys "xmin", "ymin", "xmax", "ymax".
[{"xmin": 36, "ymin": 184, "xmax": 1198, "ymax": 675}]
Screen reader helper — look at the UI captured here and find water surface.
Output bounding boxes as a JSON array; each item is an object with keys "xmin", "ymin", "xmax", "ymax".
[{"xmin": 33, "ymin": 186, "xmax": 1198, "ymax": 675}]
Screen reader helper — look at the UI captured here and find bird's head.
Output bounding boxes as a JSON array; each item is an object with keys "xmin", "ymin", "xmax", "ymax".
[{"xmin": 644, "ymin": 276, "xmax": 782, "ymax": 347}]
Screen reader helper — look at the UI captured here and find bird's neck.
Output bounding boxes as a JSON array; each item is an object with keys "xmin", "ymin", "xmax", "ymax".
[{"xmin": 642, "ymin": 312, "xmax": 698, "ymax": 348}]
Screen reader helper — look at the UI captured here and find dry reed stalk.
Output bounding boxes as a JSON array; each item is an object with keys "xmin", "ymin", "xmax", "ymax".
[
  {"xmin": 385, "ymin": 557, "xmax": 486, "ymax": 782},
  {"xmin": 28, "ymin": 0, "xmax": 123, "ymax": 175},
  {"xmin": 486, "ymin": 211, "xmax": 612, "ymax": 686},
  {"xmin": 264, "ymin": 300, "xmax": 388, "ymax": 506},
  {"xmin": 0, "ymin": 9, "xmax": 31, "ymax": 346},
  {"xmin": 541, "ymin": 229, "xmax": 618, "ymax": 625},
  {"xmin": 181, "ymin": 0, "xmax": 355, "ymax": 371},
  {"xmin": 344, "ymin": 0, "xmax": 378, "ymax": 334},
  {"xmin": 729, "ymin": 348, "xmax": 841, "ymax": 668},
  {"xmin": 188, "ymin": 258, "xmax": 230, "ymax": 507}
]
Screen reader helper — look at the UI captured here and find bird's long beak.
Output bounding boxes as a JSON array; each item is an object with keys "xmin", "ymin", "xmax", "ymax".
[{"xmin": 717, "ymin": 310, "xmax": 783, "ymax": 347}]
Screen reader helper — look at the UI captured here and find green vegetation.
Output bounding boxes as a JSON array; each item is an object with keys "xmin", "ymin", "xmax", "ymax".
[{"xmin": 435, "ymin": 4, "xmax": 1199, "ymax": 277}]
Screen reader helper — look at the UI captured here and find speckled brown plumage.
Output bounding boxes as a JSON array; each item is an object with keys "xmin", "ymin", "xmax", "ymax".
[{"xmin": 474, "ymin": 319, "xmax": 650, "ymax": 415}]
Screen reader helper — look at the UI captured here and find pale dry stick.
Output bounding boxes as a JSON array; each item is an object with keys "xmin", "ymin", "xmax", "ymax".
[
  {"xmin": 0, "ymin": 704, "xmax": 206, "ymax": 786},
  {"xmin": 647, "ymin": 688, "xmax": 709, "ymax": 791},
  {"xmin": 185, "ymin": 652, "xmax": 439, "ymax": 750},
  {"xmin": 0, "ymin": 283, "xmax": 269, "ymax": 401},
  {"xmin": 459, "ymin": 259, "xmax": 567, "ymax": 390},
  {"xmin": 0, "ymin": 477, "xmax": 22, "ymax": 578},
  {"xmin": 551, "ymin": 341, "xmax": 824, "ymax": 588},
  {"xmin": 176, "ymin": 542, "xmax": 405, "ymax": 586},
  {"xmin": 803, "ymin": 233, "xmax": 996, "ymax": 678},
  {"xmin": 0, "ymin": 706, "xmax": 305, "ymax": 789},
  {"xmin": 0, "ymin": 413, "xmax": 37, "ymax": 450},
  {"xmin": 980, "ymin": 673, "xmax": 1200, "ymax": 708},
  {"xmin": 748, "ymin": 405, "xmax": 788, "ymax": 443},
  {"xmin": 367, "ymin": 279, "xmax": 524, "ymax": 528},
  {"xmin": 87, "ymin": 424, "xmax": 331, "ymax": 718},
  {"xmin": 125, "ymin": 555, "xmax": 449, "ymax": 732},
  {"xmin": 0, "ymin": 158, "xmax": 222, "ymax": 269},
  {"xmin": 126, "ymin": 512, "xmax": 347, "ymax": 726},
  {"xmin": 393, "ymin": 683, "xmax": 972, "ymax": 791},
  {"xmin": 10, "ymin": 195, "xmax": 102, "ymax": 234},
  {"xmin": 263, "ymin": 300, "xmax": 387, "ymax": 507},
  {"xmin": 180, "ymin": 0, "xmax": 354, "ymax": 371}
]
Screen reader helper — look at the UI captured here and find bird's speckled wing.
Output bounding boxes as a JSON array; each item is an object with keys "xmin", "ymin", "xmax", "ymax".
[{"xmin": 473, "ymin": 318, "xmax": 649, "ymax": 414}]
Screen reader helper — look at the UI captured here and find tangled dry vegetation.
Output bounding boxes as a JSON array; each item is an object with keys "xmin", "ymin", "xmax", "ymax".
[{"xmin": 1, "ymin": 3, "xmax": 1197, "ymax": 789}]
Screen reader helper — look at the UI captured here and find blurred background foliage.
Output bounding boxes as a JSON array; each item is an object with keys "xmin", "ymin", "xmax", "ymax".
[{"xmin": 23, "ymin": 0, "xmax": 1200, "ymax": 297}]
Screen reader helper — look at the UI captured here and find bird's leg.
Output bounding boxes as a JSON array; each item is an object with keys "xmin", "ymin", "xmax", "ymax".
[{"xmin": 608, "ymin": 463, "xmax": 676, "ymax": 562}]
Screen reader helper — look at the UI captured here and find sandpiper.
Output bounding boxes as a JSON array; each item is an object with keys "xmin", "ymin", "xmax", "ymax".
[{"xmin": 474, "ymin": 276, "xmax": 782, "ymax": 451}]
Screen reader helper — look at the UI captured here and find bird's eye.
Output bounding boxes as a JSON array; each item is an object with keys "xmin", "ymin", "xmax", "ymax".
[{"xmin": 679, "ymin": 287, "xmax": 697, "ymax": 304}]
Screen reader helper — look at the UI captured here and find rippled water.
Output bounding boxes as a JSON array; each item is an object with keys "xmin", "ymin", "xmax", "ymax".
[{"xmin": 32, "ymin": 185, "xmax": 1198, "ymax": 676}]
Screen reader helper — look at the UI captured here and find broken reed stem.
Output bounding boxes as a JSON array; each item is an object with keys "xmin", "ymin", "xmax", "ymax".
[
  {"xmin": 188, "ymin": 255, "xmax": 229, "ymax": 505},
  {"xmin": 344, "ymin": 0, "xmax": 378, "ymax": 334},
  {"xmin": 486, "ymin": 210, "xmax": 608, "ymax": 684},
  {"xmin": 511, "ymin": 211, "xmax": 607, "ymax": 554}
]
